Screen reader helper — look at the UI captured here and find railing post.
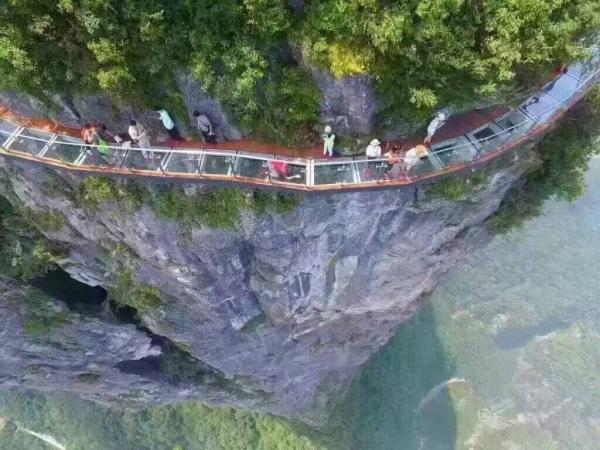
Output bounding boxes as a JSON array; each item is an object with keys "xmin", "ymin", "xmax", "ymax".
[
  {"xmin": 2, "ymin": 126, "xmax": 24, "ymax": 149},
  {"xmin": 38, "ymin": 134, "xmax": 58, "ymax": 157},
  {"xmin": 307, "ymin": 160, "xmax": 314, "ymax": 187}
]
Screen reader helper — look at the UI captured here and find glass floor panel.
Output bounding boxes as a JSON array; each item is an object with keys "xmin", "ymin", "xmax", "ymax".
[
  {"xmin": 542, "ymin": 74, "xmax": 581, "ymax": 102},
  {"xmin": 519, "ymin": 91, "xmax": 562, "ymax": 124},
  {"xmin": 45, "ymin": 137, "xmax": 85, "ymax": 163},
  {"xmin": 165, "ymin": 153, "xmax": 201, "ymax": 174},
  {"xmin": 8, "ymin": 129, "xmax": 53, "ymax": 155},
  {"xmin": 200, "ymin": 154, "xmax": 236, "ymax": 175},
  {"xmin": 467, "ymin": 122, "xmax": 510, "ymax": 154},
  {"xmin": 566, "ymin": 54, "xmax": 600, "ymax": 83},
  {"xmin": 355, "ymin": 158, "xmax": 390, "ymax": 182},
  {"xmin": 409, "ymin": 157, "xmax": 438, "ymax": 178},
  {"xmin": 0, "ymin": 119, "xmax": 18, "ymax": 144},
  {"xmin": 234, "ymin": 153, "xmax": 271, "ymax": 179},
  {"xmin": 118, "ymin": 148, "xmax": 168, "ymax": 171},
  {"xmin": 314, "ymin": 160, "xmax": 356, "ymax": 185},
  {"xmin": 494, "ymin": 109, "xmax": 535, "ymax": 142},
  {"xmin": 431, "ymin": 137, "xmax": 477, "ymax": 166}
]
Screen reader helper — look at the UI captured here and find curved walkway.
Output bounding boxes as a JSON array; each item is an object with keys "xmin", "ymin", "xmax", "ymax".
[{"xmin": 0, "ymin": 57, "xmax": 599, "ymax": 192}]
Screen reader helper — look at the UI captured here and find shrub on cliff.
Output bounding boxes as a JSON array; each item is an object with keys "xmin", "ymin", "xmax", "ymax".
[
  {"xmin": 300, "ymin": 0, "xmax": 600, "ymax": 121},
  {"xmin": 1, "ymin": 1, "xmax": 599, "ymax": 139},
  {"xmin": 491, "ymin": 86, "xmax": 600, "ymax": 233}
]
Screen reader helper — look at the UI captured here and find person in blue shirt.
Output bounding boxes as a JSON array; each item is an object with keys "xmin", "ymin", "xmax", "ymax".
[{"xmin": 155, "ymin": 108, "xmax": 181, "ymax": 140}]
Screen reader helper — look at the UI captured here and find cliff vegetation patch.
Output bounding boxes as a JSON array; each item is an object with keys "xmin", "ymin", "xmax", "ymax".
[{"xmin": 1, "ymin": 1, "xmax": 599, "ymax": 139}]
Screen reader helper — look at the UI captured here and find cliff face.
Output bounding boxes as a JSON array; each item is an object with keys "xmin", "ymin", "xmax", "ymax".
[{"xmin": 0, "ymin": 150, "xmax": 533, "ymax": 425}]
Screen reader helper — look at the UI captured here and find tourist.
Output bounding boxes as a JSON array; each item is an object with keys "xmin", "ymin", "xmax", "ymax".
[
  {"xmin": 424, "ymin": 111, "xmax": 446, "ymax": 144},
  {"xmin": 268, "ymin": 159, "xmax": 303, "ymax": 181},
  {"xmin": 193, "ymin": 111, "xmax": 216, "ymax": 143},
  {"xmin": 365, "ymin": 138, "xmax": 382, "ymax": 159},
  {"xmin": 405, "ymin": 144, "xmax": 429, "ymax": 172},
  {"xmin": 81, "ymin": 123, "xmax": 93, "ymax": 145},
  {"xmin": 322, "ymin": 125, "xmax": 335, "ymax": 158},
  {"xmin": 128, "ymin": 120, "xmax": 152, "ymax": 158},
  {"xmin": 80, "ymin": 123, "xmax": 102, "ymax": 164},
  {"xmin": 156, "ymin": 108, "xmax": 181, "ymax": 140},
  {"xmin": 95, "ymin": 124, "xmax": 115, "ymax": 164},
  {"xmin": 383, "ymin": 144, "xmax": 403, "ymax": 178}
]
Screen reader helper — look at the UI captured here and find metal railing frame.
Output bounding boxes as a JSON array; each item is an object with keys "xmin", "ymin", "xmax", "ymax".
[{"xmin": 0, "ymin": 59, "xmax": 599, "ymax": 191}]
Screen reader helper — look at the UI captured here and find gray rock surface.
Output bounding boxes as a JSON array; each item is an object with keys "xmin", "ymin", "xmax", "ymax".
[
  {"xmin": 308, "ymin": 69, "xmax": 378, "ymax": 135},
  {"xmin": 0, "ymin": 72, "xmax": 241, "ymax": 143},
  {"xmin": 296, "ymin": 47, "xmax": 378, "ymax": 135},
  {"xmin": 0, "ymin": 150, "xmax": 533, "ymax": 425},
  {"xmin": 0, "ymin": 276, "xmax": 176, "ymax": 404},
  {"xmin": 174, "ymin": 70, "xmax": 243, "ymax": 142}
]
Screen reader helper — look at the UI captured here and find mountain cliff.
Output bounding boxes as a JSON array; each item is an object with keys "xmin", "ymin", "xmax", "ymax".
[{"xmin": 0, "ymin": 149, "xmax": 533, "ymax": 425}]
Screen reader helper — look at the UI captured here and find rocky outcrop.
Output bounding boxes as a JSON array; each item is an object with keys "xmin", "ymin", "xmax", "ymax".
[
  {"xmin": 174, "ymin": 70, "xmax": 242, "ymax": 142},
  {"xmin": 0, "ymin": 276, "xmax": 176, "ymax": 404},
  {"xmin": 0, "ymin": 73, "xmax": 242, "ymax": 143},
  {"xmin": 0, "ymin": 148, "xmax": 533, "ymax": 425},
  {"xmin": 305, "ymin": 69, "xmax": 378, "ymax": 135}
]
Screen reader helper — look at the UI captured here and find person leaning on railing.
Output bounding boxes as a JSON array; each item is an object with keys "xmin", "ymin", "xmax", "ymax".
[
  {"xmin": 383, "ymin": 144, "xmax": 403, "ymax": 179},
  {"xmin": 93, "ymin": 124, "xmax": 117, "ymax": 165},
  {"xmin": 128, "ymin": 120, "xmax": 152, "ymax": 159},
  {"xmin": 268, "ymin": 159, "xmax": 303, "ymax": 181}
]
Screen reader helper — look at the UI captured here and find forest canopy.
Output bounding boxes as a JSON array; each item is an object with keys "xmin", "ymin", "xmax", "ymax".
[{"xmin": 1, "ymin": 0, "xmax": 600, "ymax": 141}]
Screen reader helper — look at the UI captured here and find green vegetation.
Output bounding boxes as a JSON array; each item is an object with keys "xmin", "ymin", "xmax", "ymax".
[
  {"xmin": 154, "ymin": 185, "xmax": 300, "ymax": 228},
  {"xmin": 490, "ymin": 86, "xmax": 600, "ymax": 233},
  {"xmin": 22, "ymin": 288, "xmax": 71, "ymax": 337},
  {"xmin": 0, "ymin": 1, "xmax": 320, "ymax": 144},
  {"xmin": 0, "ymin": 196, "xmax": 65, "ymax": 281},
  {"xmin": 300, "ymin": 0, "xmax": 600, "ymax": 122},
  {"xmin": 0, "ymin": 389, "xmax": 324, "ymax": 450},
  {"xmin": 109, "ymin": 268, "xmax": 162, "ymax": 313},
  {"xmin": 77, "ymin": 176, "xmax": 150, "ymax": 210},
  {"xmin": 21, "ymin": 208, "xmax": 66, "ymax": 232},
  {"xmin": 2, "ymin": 1, "xmax": 599, "ymax": 140},
  {"xmin": 76, "ymin": 176, "xmax": 300, "ymax": 228},
  {"xmin": 426, "ymin": 169, "xmax": 491, "ymax": 201}
]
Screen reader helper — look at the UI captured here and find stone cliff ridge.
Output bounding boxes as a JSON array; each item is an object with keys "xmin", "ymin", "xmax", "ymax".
[{"xmin": 0, "ymin": 149, "xmax": 532, "ymax": 425}]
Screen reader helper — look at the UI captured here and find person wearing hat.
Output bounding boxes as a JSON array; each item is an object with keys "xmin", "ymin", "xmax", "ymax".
[
  {"xmin": 322, "ymin": 125, "xmax": 336, "ymax": 157},
  {"xmin": 366, "ymin": 138, "xmax": 382, "ymax": 158},
  {"xmin": 404, "ymin": 144, "xmax": 429, "ymax": 172},
  {"xmin": 424, "ymin": 111, "xmax": 446, "ymax": 144}
]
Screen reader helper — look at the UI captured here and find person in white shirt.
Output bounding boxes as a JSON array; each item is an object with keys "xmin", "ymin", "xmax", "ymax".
[
  {"xmin": 193, "ymin": 111, "xmax": 216, "ymax": 143},
  {"xmin": 365, "ymin": 138, "xmax": 382, "ymax": 158},
  {"xmin": 128, "ymin": 120, "xmax": 152, "ymax": 158},
  {"xmin": 322, "ymin": 125, "xmax": 335, "ymax": 157},
  {"xmin": 155, "ymin": 109, "xmax": 181, "ymax": 140},
  {"xmin": 404, "ymin": 144, "xmax": 429, "ymax": 172},
  {"xmin": 424, "ymin": 111, "xmax": 446, "ymax": 144}
]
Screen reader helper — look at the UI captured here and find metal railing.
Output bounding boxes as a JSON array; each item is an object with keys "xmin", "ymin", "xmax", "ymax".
[{"xmin": 1, "ymin": 55, "xmax": 599, "ymax": 192}]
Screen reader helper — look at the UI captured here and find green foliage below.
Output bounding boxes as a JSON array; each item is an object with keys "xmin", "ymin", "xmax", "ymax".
[
  {"xmin": 22, "ymin": 289, "xmax": 71, "ymax": 338},
  {"xmin": 0, "ymin": 389, "xmax": 324, "ymax": 450},
  {"xmin": 21, "ymin": 208, "xmax": 66, "ymax": 232},
  {"xmin": 109, "ymin": 268, "xmax": 162, "ymax": 313},
  {"xmin": 490, "ymin": 86, "xmax": 600, "ymax": 233},
  {"xmin": 76, "ymin": 176, "xmax": 300, "ymax": 228},
  {"xmin": 154, "ymin": 186, "xmax": 300, "ymax": 228},
  {"xmin": 426, "ymin": 169, "xmax": 491, "ymax": 201},
  {"xmin": 154, "ymin": 186, "xmax": 247, "ymax": 229},
  {"xmin": 0, "ymin": 196, "xmax": 65, "ymax": 281}
]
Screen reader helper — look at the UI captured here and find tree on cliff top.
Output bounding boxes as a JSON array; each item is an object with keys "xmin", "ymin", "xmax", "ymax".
[{"xmin": 1, "ymin": 0, "xmax": 599, "ymax": 138}]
